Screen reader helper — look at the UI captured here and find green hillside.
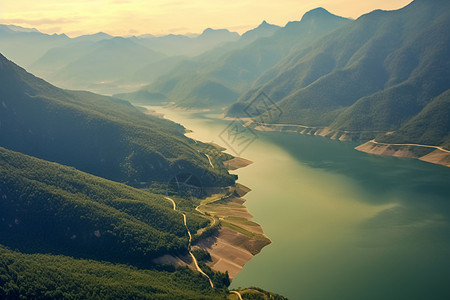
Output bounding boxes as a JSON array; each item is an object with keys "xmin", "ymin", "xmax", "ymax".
[
  {"xmin": 0, "ymin": 53, "xmax": 234, "ymax": 187},
  {"xmin": 0, "ymin": 246, "xmax": 226, "ymax": 299},
  {"xmin": 117, "ymin": 8, "xmax": 350, "ymax": 108},
  {"xmin": 229, "ymin": 0, "xmax": 449, "ymax": 149},
  {"xmin": 377, "ymin": 90, "xmax": 450, "ymax": 149},
  {"xmin": 0, "ymin": 146, "xmax": 211, "ymax": 264}
]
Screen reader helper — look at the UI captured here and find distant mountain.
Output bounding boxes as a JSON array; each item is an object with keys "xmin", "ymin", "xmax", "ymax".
[
  {"xmin": 117, "ymin": 9, "xmax": 350, "ymax": 107},
  {"xmin": 0, "ymin": 53, "xmax": 234, "ymax": 187},
  {"xmin": 1, "ymin": 26, "xmax": 240, "ymax": 95},
  {"xmin": 240, "ymin": 20, "xmax": 280, "ymax": 44},
  {"xmin": 5, "ymin": 24, "xmax": 39, "ymax": 33},
  {"xmin": 228, "ymin": 0, "xmax": 450, "ymax": 150},
  {"xmin": 0, "ymin": 25, "xmax": 69, "ymax": 67},
  {"xmin": 135, "ymin": 28, "xmax": 240, "ymax": 57},
  {"xmin": 32, "ymin": 37, "xmax": 166, "ymax": 94},
  {"xmin": 72, "ymin": 31, "xmax": 113, "ymax": 42}
]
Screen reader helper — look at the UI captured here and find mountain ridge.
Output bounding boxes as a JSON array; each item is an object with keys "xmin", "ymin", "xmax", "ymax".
[{"xmin": 228, "ymin": 0, "xmax": 449, "ymax": 153}]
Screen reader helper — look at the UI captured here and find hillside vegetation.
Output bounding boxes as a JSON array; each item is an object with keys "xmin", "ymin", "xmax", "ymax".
[
  {"xmin": 116, "ymin": 8, "xmax": 350, "ymax": 108},
  {"xmin": 0, "ymin": 146, "xmax": 214, "ymax": 264},
  {"xmin": 0, "ymin": 53, "xmax": 234, "ymax": 187},
  {"xmin": 0, "ymin": 246, "xmax": 226, "ymax": 299},
  {"xmin": 228, "ymin": 0, "xmax": 449, "ymax": 149}
]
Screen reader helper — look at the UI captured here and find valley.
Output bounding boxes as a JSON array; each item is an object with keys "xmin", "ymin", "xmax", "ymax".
[{"xmin": 0, "ymin": 0, "xmax": 448, "ymax": 298}]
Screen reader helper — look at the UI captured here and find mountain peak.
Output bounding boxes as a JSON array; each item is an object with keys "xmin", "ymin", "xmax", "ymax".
[
  {"xmin": 301, "ymin": 7, "xmax": 334, "ymax": 21},
  {"xmin": 201, "ymin": 28, "xmax": 230, "ymax": 36}
]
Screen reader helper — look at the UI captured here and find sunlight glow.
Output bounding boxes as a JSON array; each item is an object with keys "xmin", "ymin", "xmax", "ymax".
[{"xmin": 0, "ymin": 0, "xmax": 412, "ymax": 37}]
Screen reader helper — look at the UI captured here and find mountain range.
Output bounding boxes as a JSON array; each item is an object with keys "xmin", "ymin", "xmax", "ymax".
[
  {"xmin": 0, "ymin": 52, "xmax": 274, "ymax": 298},
  {"xmin": 116, "ymin": 9, "xmax": 350, "ymax": 107},
  {"xmin": 0, "ymin": 53, "xmax": 233, "ymax": 187},
  {"xmin": 0, "ymin": 25, "xmax": 246, "ymax": 94},
  {"xmin": 226, "ymin": 0, "xmax": 449, "ymax": 152},
  {"xmin": 1, "ymin": 0, "xmax": 449, "ymax": 296}
]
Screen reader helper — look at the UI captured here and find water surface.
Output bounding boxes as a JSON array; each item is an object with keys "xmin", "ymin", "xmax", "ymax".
[{"xmin": 148, "ymin": 107, "xmax": 450, "ymax": 300}]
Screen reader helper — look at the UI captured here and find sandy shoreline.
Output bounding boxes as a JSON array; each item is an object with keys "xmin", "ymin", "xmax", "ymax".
[
  {"xmin": 251, "ymin": 122, "xmax": 450, "ymax": 168},
  {"xmin": 192, "ymin": 180, "xmax": 271, "ymax": 279},
  {"xmin": 143, "ymin": 106, "xmax": 271, "ymax": 280},
  {"xmin": 356, "ymin": 140, "xmax": 450, "ymax": 168}
]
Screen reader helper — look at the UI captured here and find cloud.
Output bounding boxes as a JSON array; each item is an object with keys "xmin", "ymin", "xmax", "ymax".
[{"xmin": 0, "ymin": 17, "xmax": 78, "ymax": 26}]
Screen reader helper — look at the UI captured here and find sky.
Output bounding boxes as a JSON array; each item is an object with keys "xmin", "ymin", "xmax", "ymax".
[{"xmin": 0, "ymin": 0, "xmax": 413, "ymax": 37}]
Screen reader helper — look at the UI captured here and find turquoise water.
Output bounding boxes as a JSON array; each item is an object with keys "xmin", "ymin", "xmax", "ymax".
[{"xmin": 148, "ymin": 107, "xmax": 450, "ymax": 300}]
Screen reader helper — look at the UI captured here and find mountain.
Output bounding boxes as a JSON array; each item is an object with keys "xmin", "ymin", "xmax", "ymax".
[
  {"xmin": 240, "ymin": 20, "xmax": 280, "ymax": 44},
  {"xmin": 117, "ymin": 9, "xmax": 350, "ymax": 107},
  {"xmin": 0, "ymin": 146, "xmax": 205, "ymax": 264},
  {"xmin": 0, "ymin": 53, "xmax": 283, "ymax": 299},
  {"xmin": 0, "ymin": 25, "xmax": 70, "ymax": 67},
  {"xmin": 72, "ymin": 31, "xmax": 113, "ymax": 42},
  {"xmin": 30, "ymin": 37, "xmax": 166, "ymax": 94},
  {"xmin": 4, "ymin": 24, "xmax": 39, "ymax": 33},
  {"xmin": 135, "ymin": 28, "xmax": 240, "ymax": 57},
  {"xmin": 228, "ymin": 0, "xmax": 450, "ymax": 150},
  {"xmin": 0, "ymin": 245, "xmax": 225, "ymax": 299},
  {"xmin": 377, "ymin": 90, "xmax": 450, "ymax": 149},
  {"xmin": 0, "ymin": 146, "xmax": 233, "ymax": 298},
  {"xmin": 0, "ymin": 53, "xmax": 234, "ymax": 187}
]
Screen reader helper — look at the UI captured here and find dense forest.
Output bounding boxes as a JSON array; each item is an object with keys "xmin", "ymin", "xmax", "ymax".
[
  {"xmin": 0, "ymin": 246, "xmax": 227, "ymax": 299},
  {"xmin": 0, "ymin": 53, "xmax": 234, "ymax": 187}
]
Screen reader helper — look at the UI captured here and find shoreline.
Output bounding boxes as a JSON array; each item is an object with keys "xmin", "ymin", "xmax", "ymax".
[
  {"xmin": 143, "ymin": 106, "xmax": 271, "ymax": 280},
  {"xmin": 192, "ymin": 179, "xmax": 271, "ymax": 280},
  {"xmin": 250, "ymin": 122, "xmax": 450, "ymax": 168},
  {"xmin": 356, "ymin": 140, "xmax": 450, "ymax": 168}
]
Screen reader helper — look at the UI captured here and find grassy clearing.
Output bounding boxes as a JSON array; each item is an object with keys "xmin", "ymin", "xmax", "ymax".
[{"xmin": 221, "ymin": 221, "xmax": 268, "ymax": 242}]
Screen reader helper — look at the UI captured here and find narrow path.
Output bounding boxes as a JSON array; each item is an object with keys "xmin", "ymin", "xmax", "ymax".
[
  {"xmin": 369, "ymin": 140, "xmax": 450, "ymax": 153},
  {"xmin": 194, "ymin": 192, "xmax": 232, "ymax": 229},
  {"xmin": 253, "ymin": 122, "xmax": 386, "ymax": 133},
  {"xmin": 195, "ymin": 205, "xmax": 217, "ymax": 228},
  {"xmin": 230, "ymin": 290, "xmax": 243, "ymax": 300},
  {"xmin": 204, "ymin": 153, "xmax": 215, "ymax": 168},
  {"xmin": 165, "ymin": 197, "xmax": 214, "ymax": 288}
]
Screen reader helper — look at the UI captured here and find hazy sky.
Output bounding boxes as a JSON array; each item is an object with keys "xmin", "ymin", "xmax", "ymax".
[{"xmin": 0, "ymin": 0, "xmax": 413, "ymax": 37}]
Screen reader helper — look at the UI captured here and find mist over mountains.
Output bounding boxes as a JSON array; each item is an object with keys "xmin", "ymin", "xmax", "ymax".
[
  {"xmin": 229, "ymin": 0, "xmax": 450, "ymax": 149},
  {"xmin": 0, "ymin": 0, "xmax": 449, "ymax": 297},
  {"xmin": 2, "ymin": 0, "xmax": 447, "ymax": 151}
]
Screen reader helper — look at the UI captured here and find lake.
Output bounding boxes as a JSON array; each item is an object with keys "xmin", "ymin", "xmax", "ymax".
[{"xmin": 147, "ymin": 107, "xmax": 450, "ymax": 300}]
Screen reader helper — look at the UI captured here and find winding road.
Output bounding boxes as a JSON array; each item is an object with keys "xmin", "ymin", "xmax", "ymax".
[
  {"xmin": 204, "ymin": 153, "xmax": 215, "ymax": 168},
  {"xmin": 165, "ymin": 197, "xmax": 214, "ymax": 288},
  {"xmin": 368, "ymin": 139, "xmax": 450, "ymax": 153},
  {"xmin": 230, "ymin": 290, "xmax": 243, "ymax": 300}
]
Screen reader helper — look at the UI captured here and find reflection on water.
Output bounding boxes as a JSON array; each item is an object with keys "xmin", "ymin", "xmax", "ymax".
[{"xmin": 147, "ymin": 107, "xmax": 450, "ymax": 300}]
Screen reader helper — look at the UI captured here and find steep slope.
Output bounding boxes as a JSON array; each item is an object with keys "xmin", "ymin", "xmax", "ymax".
[
  {"xmin": 117, "ymin": 9, "xmax": 350, "ymax": 108},
  {"xmin": 231, "ymin": 0, "xmax": 449, "ymax": 150},
  {"xmin": 0, "ymin": 246, "xmax": 226, "ymax": 299},
  {"xmin": 0, "ymin": 146, "xmax": 209, "ymax": 264},
  {"xmin": 0, "ymin": 53, "xmax": 234, "ymax": 187},
  {"xmin": 377, "ymin": 90, "xmax": 450, "ymax": 149},
  {"xmin": 239, "ymin": 21, "xmax": 280, "ymax": 44}
]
